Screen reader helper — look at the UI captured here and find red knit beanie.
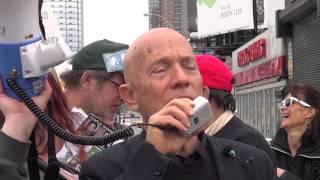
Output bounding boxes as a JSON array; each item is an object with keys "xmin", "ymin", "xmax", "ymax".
[{"xmin": 196, "ymin": 54, "xmax": 233, "ymax": 93}]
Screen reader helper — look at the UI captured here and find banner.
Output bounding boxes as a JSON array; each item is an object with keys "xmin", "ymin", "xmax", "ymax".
[
  {"xmin": 234, "ymin": 56, "xmax": 285, "ymax": 86},
  {"xmin": 197, "ymin": 0, "xmax": 254, "ymax": 37}
]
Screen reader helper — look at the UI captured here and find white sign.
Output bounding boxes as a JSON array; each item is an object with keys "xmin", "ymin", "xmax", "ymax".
[{"xmin": 197, "ymin": 0, "xmax": 254, "ymax": 37}]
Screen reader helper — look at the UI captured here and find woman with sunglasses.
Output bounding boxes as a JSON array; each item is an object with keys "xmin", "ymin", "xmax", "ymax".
[{"xmin": 270, "ymin": 83, "xmax": 320, "ymax": 180}]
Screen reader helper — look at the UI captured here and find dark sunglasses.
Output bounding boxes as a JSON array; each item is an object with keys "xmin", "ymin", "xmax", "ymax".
[{"xmin": 280, "ymin": 96, "xmax": 311, "ymax": 108}]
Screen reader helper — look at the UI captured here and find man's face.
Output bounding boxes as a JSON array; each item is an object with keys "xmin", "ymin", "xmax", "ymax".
[
  {"xmin": 82, "ymin": 72, "xmax": 124, "ymax": 124},
  {"xmin": 128, "ymin": 32, "xmax": 203, "ymax": 119}
]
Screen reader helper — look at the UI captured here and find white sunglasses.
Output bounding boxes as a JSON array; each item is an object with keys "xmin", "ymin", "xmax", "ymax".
[{"xmin": 280, "ymin": 96, "xmax": 311, "ymax": 108}]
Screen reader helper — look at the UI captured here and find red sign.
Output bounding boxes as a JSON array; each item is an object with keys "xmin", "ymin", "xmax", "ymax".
[
  {"xmin": 237, "ymin": 38, "xmax": 266, "ymax": 66},
  {"xmin": 234, "ymin": 56, "xmax": 286, "ymax": 86}
]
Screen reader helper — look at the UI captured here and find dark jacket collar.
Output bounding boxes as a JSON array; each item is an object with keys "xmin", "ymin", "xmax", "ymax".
[
  {"xmin": 130, "ymin": 131, "xmax": 275, "ymax": 179},
  {"xmin": 271, "ymin": 128, "xmax": 320, "ymax": 157}
]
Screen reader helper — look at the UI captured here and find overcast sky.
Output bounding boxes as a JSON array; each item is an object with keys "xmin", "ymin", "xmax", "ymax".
[{"xmin": 83, "ymin": 0, "xmax": 149, "ymax": 46}]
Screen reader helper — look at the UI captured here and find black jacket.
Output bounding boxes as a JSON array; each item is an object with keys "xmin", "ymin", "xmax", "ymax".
[
  {"xmin": 271, "ymin": 128, "xmax": 320, "ymax": 180},
  {"xmin": 0, "ymin": 132, "xmax": 30, "ymax": 180},
  {"xmin": 80, "ymin": 132, "xmax": 277, "ymax": 180},
  {"xmin": 213, "ymin": 116, "xmax": 276, "ymax": 165}
]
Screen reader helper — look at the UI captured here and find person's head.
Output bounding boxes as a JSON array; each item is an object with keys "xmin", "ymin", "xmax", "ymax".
[
  {"xmin": 279, "ymin": 83, "xmax": 320, "ymax": 143},
  {"xmin": 196, "ymin": 54, "xmax": 235, "ymax": 113},
  {"xmin": 119, "ymin": 28, "xmax": 203, "ymax": 121},
  {"xmin": 60, "ymin": 39, "xmax": 128, "ymax": 123}
]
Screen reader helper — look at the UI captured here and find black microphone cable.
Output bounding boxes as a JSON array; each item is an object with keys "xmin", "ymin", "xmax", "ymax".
[
  {"xmin": 7, "ymin": 78, "xmax": 183, "ymax": 146},
  {"xmin": 7, "ymin": 78, "xmax": 134, "ymax": 146}
]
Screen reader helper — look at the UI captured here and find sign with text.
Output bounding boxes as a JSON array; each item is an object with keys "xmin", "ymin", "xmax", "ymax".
[
  {"xmin": 232, "ymin": 27, "xmax": 286, "ymax": 86},
  {"xmin": 234, "ymin": 56, "xmax": 285, "ymax": 86},
  {"xmin": 197, "ymin": 0, "xmax": 254, "ymax": 37},
  {"xmin": 237, "ymin": 38, "xmax": 266, "ymax": 66}
]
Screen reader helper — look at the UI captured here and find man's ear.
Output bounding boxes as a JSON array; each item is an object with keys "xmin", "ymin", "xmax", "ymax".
[
  {"xmin": 203, "ymin": 86, "xmax": 210, "ymax": 99},
  {"xmin": 119, "ymin": 83, "xmax": 139, "ymax": 110},
  {"xmin": 80, "ymin": 71, "xmax": 93, "ymax": 88}
]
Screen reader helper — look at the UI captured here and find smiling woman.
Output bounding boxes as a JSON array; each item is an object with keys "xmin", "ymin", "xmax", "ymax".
[{"xmin": 270, "ymin": 83, "xmax": 320, "ymax": 180}]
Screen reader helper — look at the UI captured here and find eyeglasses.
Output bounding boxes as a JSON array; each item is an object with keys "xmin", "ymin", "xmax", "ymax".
[
  {"xmin": 280, "ymin": 96, "xmax": 311, "ymax": 108},
  {"xmin": 106, "ymin": 78, "xmax": 122, "ymax": 87}
]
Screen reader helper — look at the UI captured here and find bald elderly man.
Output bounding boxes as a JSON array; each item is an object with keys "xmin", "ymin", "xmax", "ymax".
[{"xmin": 79, "ymin": 28, "xmax": 277, "ymax": 180}]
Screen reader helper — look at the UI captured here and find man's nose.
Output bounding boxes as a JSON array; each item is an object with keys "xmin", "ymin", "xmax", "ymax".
[
  {"xmin": 172, "ymin": 65, "xmax": 189, "ymax": 87},
  {"xmin": 279, "ymin": 104, "xmax": 287, "ymax": 111}
]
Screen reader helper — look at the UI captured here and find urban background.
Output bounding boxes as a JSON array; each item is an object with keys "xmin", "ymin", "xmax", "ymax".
[{"xmin": 46, "ymin": 0, "xmax": 320, "ymax": 138}]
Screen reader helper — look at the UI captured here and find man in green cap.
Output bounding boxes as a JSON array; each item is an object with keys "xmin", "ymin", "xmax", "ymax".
[{"xmin": 60, "ymin": 39, "xmax": 128, "ymax": 130}]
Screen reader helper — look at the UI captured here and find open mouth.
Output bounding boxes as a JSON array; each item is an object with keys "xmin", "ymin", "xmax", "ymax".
[{"xmin": 281, "ymin": 114, "xmax": 290, "ymax": 119}]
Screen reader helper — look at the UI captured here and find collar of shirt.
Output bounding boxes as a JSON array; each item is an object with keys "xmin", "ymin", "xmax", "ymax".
[
  {"xmin": 164, "ymin": 133, "xmax": 218, "ymax": 180},
  {"xmin": 167, "ymin": 132, "xmax": 208, "ymax": 166}
]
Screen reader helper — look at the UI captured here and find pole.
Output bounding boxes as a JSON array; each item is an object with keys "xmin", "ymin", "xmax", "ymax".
[{"xmin": 253, "ymin": 0, "xmax": 258, "ymax": 36}]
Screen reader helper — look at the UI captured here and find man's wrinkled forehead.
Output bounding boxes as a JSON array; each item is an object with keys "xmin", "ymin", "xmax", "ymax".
[
  {"xmin": 124, "ymin": 28, "xmax": 192, "ymax": 77},
  {"xmin": 125, "ymin": 37, "xmax": 158, "ymax": 66},
  {"xmin": 141, "ymin": 38, "xmax": 192, "ymax": 59},
  {"xmin": 123, "ymin": 42, "xmax": 147, "ymax": 84}
]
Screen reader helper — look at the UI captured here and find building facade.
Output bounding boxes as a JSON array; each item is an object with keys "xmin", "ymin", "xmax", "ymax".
[
  {"xmin": 276, "ymin": 0, "xmax": 320, "ymax": 90},
  {"xmin": 148, "ymin": 0, "xmax": 197, "ymax": 37},
  {"xmin": 45, "ymin": 0, "xmax": 83, "ymax": 52},
  {"xmin": 232, "ymin": 27, "xmax": 287, "ymax": 138}
]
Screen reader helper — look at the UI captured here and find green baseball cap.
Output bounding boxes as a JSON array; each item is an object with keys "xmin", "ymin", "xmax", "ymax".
[{"xmin": 71, "ymin": 39, "xmax": 128, "ymax": 72}]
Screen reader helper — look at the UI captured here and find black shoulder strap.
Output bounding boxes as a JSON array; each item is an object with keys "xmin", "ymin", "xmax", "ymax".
[
  {"xmin": 27, "ymin": 131, "xmax": 41, "ymax": 180},
  {"xmin": 44, "ymin": 130, "xmax": 60, "ymax": 180},
  {"xmin": 43, "ymin": 100, "xmax": 60, "ymax": 180}
]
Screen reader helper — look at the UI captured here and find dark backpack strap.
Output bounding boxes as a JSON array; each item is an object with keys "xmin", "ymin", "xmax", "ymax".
[
  {"xmin": 44, "ymin": 130, "xmax": 60, "ymax": 180},
  {"xmin": 27, "ymin": 130, "xmax": 41, "ymax": 180}
]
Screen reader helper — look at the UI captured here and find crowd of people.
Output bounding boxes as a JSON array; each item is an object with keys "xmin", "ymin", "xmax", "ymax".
[{"xmin": 0, "ymin": 27, "xmax": 320, "ymax": 180}]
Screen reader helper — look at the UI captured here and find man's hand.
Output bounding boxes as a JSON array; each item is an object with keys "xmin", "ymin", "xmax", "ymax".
[
  {"xmin": 0, "ymin": 79, "xmax": 52, "ymax": 142},
  {"xmin": 145, "ymin": 98, "xmax": 200, "ymax": 157}
]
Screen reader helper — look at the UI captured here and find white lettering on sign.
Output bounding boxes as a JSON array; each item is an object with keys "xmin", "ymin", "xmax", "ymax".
[{"xmin": 42, "ymin": 36, "xmax": 59, "ymax": 45}]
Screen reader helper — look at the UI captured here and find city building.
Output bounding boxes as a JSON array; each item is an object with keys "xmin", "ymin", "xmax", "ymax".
[
  {"xmin": 276, "ymin": 0, "xmax": 320, "ymax": 90},
  {"xmin": 190, "ymin": 0, "xmax": 266, "ymax": 60},
  {"xmin": 45, "ymin": 0, "xmax": 83, "ymax": 52},
  {"xmin": 230, "ymin": 0, "xmax": 287, "ymax": 138},
  {"xmin": 232, "ymin": 27, "xmax": 286, "ymax": 138},
  {"xmin": 190, "ymin": 0, "xmax": 286, "ymax": 138},
  {"xmin": 147, "ymin": 0, "xmax": 197, "ymax": 37}
]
